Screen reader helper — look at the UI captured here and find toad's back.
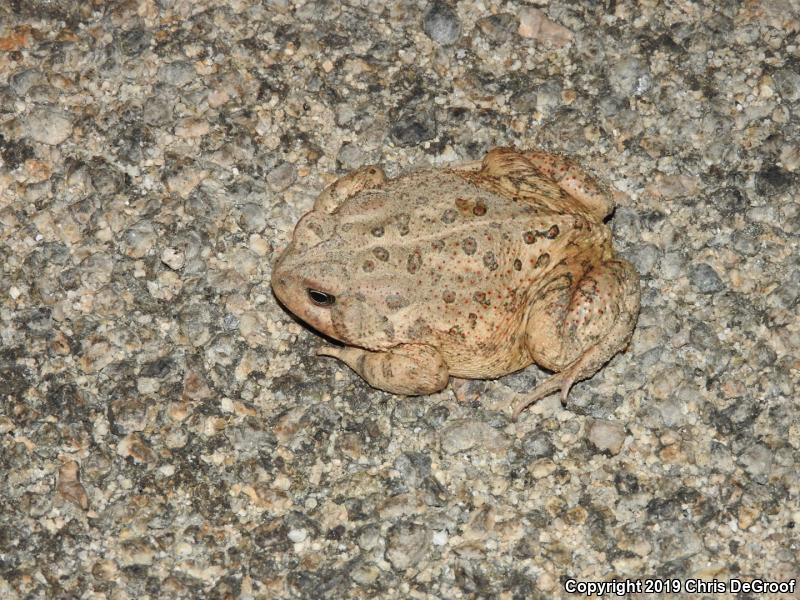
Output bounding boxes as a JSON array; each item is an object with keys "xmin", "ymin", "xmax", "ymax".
[{"xmin": 326, "ymin": 168, "xmax": 609, "ymax": 376}]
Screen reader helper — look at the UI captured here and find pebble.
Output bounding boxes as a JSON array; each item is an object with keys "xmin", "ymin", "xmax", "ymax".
[
  {"xmin": 288, "ymin": 528, "xmax": 308, "ymax": 543},
  {"xmin": 10, "ymin": 68, "xmax": 45, "ymax": 95},
  {"xmin": 517, "ymin": 8, "xmax": 573, "ymax": 46},
  {"xmin": 587, "ymin": 419, "xmax": 626, "ymax": 455},
  {"xmin": 432, "ymin": 530, "xmax": 448, "ymax": 546},
  {"xmin": 609, "ymin": 57, "xmax": 651, "ymax": 97},
  {"xmin": 158, "ymin": 61, "xmax": 196, "ymax": 87},
  {"xmin": 350, "ymin": 564, "xmax": 380, "ymax": 585},
  {"xmin": 520, "ymin": 429, "xmax": 555, "ymax": 459},
  {"xmin": 238, "ymin": 203, "xmax": 267, "ymax": 233},
  {"xmin": 386, "ymin": 522, "xmax": 430, "ymax": 571},
  {"xmin": 390, "ymin": 106, "xmax": 437, "ymax": 146},
  {"xmin": 57, "ymin": 461, "xmax": 89, "ymax": 510},
  {"xmin": 689, "ymin": 263, "xmax": 724, "ymax": 294},
  {"xmin": 422, "ymin": 1, "xmax": 461, "ymax": 46},
  {"xmin": 628, "ymin": 243, "xmax": 661, "ymax": 277},
  {"xmin": 267, "ymin": 162, "xmax": 297, "ymax": 191},
  {"xmin": 337, "ymin": 142, "xmax": 367, "ymax": 171},
  {"xmin": 123, "ymin": 220, "xmax": 157, "ymax": 258},
  {"xmin": 738, "ymin": 443, "xmax": 773, "ymax": 483},
  {"xmin": 773, "ymin": 67, "xmax": 800, "ymax": 102},
  {"xmin": 440, "ymin": 419, "xmax": 508, "ymax": 454},
  {"xmin": 476, "ymin": 13, "xmax": 518, "ymax": 44},
  {"xmin": 24, "ymin": 107, "xmax": 73, "ymax": 145},
  {"xmin": 161, "ymin": 247, "xmax": 185, "ymax": 270}
]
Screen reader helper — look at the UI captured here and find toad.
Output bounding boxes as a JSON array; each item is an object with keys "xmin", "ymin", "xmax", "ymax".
[{"xmin": 271, "ymin": 148, "xmax": 640, "ymax": 419}]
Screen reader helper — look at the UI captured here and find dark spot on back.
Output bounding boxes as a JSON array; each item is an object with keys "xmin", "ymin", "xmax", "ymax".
[
  {"xmin": 547, "ymin": 225, "xmax": 559, "ymax": 239},
  {"xmin": 408, "ymin": 317, "xmax": 431, "ymax": 338},
  {"xmin": 362, "ymin": 260, "xmax": 375, "ymax": 272},
  {"xmin": 443, "ymin": 290, "xmax": 455, "ymax": 303},
  {"xmin": 513, "ymin": 258, "xmax": 522, "ymax": 271},
  {"xmin": 373, "ymin": 247, "xmax": 389, "ymax": 261},
  {"xmin": 536, "ymin": 253, "xmax": 550, "ymax": 268},
  {"xmin": 441, "ymin": 209, "xmax": 457, "ymax": 223},
  {"xmin": 473, "ymin": 202, "xmax": 486, "ymax": 216},
  {"xmin": 395, "ymin": 213, "xmax": 410, "ymax": 236},
  {"xmin": 483, "ymin": 251, "xmax": 498, "ymax": 271},
  {"xmin": 523, "ymin": 231, "xmax": 536, "ymax": 244},
  {"xmin": 432, "ymin": 239, "xmax": 445, "ymax": 251},
  {"xmin": 371, "ymin": 225, "xmax": 384, "ymax": 237},
  {"xmin": 307, "ymin": 221, "xmax": 325, "ymax": 238},
  {"xmin": 455, "ymin": 197, "xmax": 470, "ymax": 211},
  {"xmin": 462, "ymin": 237, "xmax": 477, "ymax": 255},
  {"xmin": 385, "ymin": 293, "xmax": 408, "ymax": 310},
  {"xmin": 407, "ymin": 250, "xmax": 422, "ymax": 274}
]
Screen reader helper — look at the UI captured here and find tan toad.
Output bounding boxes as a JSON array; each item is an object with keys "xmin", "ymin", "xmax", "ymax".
[{"xmin": 272, "ymin": 148, "xmax": 640, "ymax": 418}]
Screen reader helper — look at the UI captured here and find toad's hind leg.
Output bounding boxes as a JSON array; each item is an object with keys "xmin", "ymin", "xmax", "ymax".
[
  {"xmin": 314, "ymin": 165, "xmax": 386, "ymax": 213},
  {"xmin": 317, "ymin": 343, "xmax": 450, "ymax": 396},
  {"xmin": 522, "ymin": 150, "xmax": 615, "ymax": 220},
  {"xmin": 513, "ymin": 259, "xmax": 640, "ymax": 420}
]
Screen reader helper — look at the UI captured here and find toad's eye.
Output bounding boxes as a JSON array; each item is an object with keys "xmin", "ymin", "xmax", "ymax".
[{"xmin": 307, "ymin": 289, "xmax": 336, "ymax": 306}]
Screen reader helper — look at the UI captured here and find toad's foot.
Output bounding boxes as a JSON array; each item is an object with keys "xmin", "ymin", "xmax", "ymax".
[{"xmin": 511, "ymin": 347, "xmax": 596, "ymax": 421}]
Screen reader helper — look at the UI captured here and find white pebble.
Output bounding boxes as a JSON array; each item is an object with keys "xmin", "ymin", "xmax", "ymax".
[{"xmin": 288, "ymin": 528, "xmax": 307, "ymax": 543}]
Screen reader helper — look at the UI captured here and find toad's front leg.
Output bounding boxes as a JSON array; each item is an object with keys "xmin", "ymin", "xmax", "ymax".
[{"xmin": 317, "ymin": 343, "xmax": 450, "ymax": 396}]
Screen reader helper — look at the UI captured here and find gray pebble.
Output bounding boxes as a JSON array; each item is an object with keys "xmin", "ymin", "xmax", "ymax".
[
  {"xmin": 738, "ymin": 443, "xmax": 772, "ymax": 484},
  {"xmin": 661, "ymin": 251, "xmax": 684, "ymax": 280},
  {"xmin": 158, "ymin": 61, "xmax": 196, "ymax": 87},
  {"xmin": 731, "ymin": 228, "xmax": 759, "ymax": 256},
  {"xmin": 267, "ymin": 162, "xmax": 297, "ymax": 192},
  {"xmin": 534, "ymin": 80, "xmax": 562, "ymax": 114},
  {"xmin": 628, "ymin": 243, "xmax": 661, "ymax": 277},
  {"xmin": 476, "ymin": 13, "xmax": 517, "ymax": 44},
  {"xmin": 509, "ymin": 90, "xmax": 539, "ymax": 113},
  {"xmin": 109, "ymin": 397, "xmax": 150, "ymax": 434},
  {"xmin": 658, "ymin": 396, "xmax": 687, "ymax": 428},
  {"xmin": 689, "ymin": 321, "xmax": 718, "ymax": 351},
  {"xmin": 238, "ymin": 203, "xmax": 267, "ymax": 233},
  {"xmin": 385, "ymin": 521, "xmax": 431, "ymax": 571},
  {"xmin": 773, "ymin": 67, "xmax": 800, "ymax": 102},
  {"xmin": 144, "ymin": 96, "xmax": 173, "ymax": 125},
  {"xmin": 440, "ymin": 419, "xmax": 507, "ymax": 454},
  {"xmin": 609, "ymin": 57, "xmax": 650, "ymax": 97},
  {"xmin": 520, "ymin": 430, "xmax": 555, "ymax": 459},
  {"xmin": 689, "ymin": 263, "xmax": 724, "ymax": 294},
  {"xmin": 390, "ymin": 106, "xmax": 437, "ymax": 146},
  {"xmin": 337, "ymin": 143, "xmax": 367, "ymax": 171},
  {"xmin": 25, "ymin": 107, "xmax": 73, "ymax": 145},
  {"xmin": 79, "ymin": 252, "xmax": 114, "ymax": 289},
  {"xmin": 587, "ymin": 419, "xmax": 626, "ymax": 455},
  {"xmin": 123, "ymin": 220, "xmax": 157, "ymax": 259},
  {"xmin": 10, "ymin": 69, "xmax": 46, "ymax": 96},
  {"xmin": 178, "ymin": 303, "xmax": 213, "ymax": 345},
  {"xmin": 422, "ymin": 2, "xmax": 461, "ymax": 46},
  {"xmin": 357, "ymin": 524, "xmax": 382, "ymax": 551}
]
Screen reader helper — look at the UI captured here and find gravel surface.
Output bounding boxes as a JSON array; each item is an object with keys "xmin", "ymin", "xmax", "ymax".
[{"xmin": 1, "ymin": 0, "xmax": 798, "ymax": 598}]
